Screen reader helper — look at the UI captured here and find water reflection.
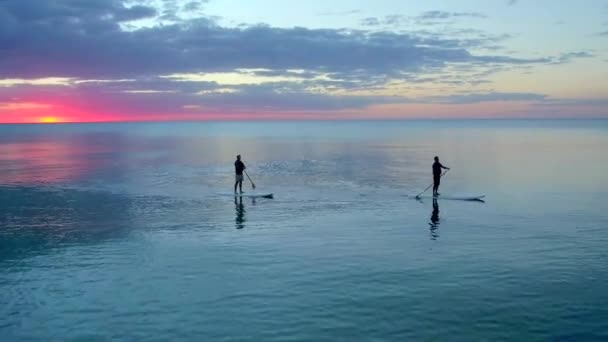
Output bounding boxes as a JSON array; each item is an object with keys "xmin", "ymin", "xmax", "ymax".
[
  {"xmin": 235, "ymin": 197, "xmax": 247, "ymax": 229},
  {"xmin": 0, "ymin": 133, "xmax": 129, "ymax": 186},
  {"xmin": 0, "ymin": 186, "xmax": 134, "ymax": 262},
  {"xmin": 429, "ymin": 198, "xmax": 440, "ymax": 240}
]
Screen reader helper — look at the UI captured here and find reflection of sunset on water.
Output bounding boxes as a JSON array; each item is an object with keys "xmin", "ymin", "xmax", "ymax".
[{"xmin": 0, "ymin": 139, "xmax": 108, "ymax": 185}]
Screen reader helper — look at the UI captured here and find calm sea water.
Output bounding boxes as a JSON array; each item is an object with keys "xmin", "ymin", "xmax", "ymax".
[{"xmin": 1, "ymin": 120, "xmax": 608, "ymax": 341}]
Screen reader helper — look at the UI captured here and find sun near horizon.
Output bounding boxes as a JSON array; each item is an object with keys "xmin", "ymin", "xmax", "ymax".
[{"xmin": 38, "ymin": 116, "xmax": 63, "ymax": 123}]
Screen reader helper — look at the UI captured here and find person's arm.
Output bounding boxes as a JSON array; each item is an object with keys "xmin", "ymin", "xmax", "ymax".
[{"xmin": 441, "ymin": 163, "xmax": 450, "ymax": 170}]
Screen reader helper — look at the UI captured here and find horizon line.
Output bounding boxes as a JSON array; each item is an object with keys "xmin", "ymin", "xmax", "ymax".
[{"xmin": 2, "ymin": 117, "xmax": 608, "ymax": 125}]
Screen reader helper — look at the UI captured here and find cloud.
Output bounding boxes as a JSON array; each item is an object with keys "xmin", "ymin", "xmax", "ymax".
[
  {"xmin": 183, "ymin": 1, "xmax": 208, "ymax": 12},
  {"xmin": 0, "ymin": 77, "xmax": 405, "ymax": 114},
  {"xmin": 318, "ymin": 9, "xmax": 360, "ymax": 16},
  {"xmin": 507, "ymin": 0, "xmax": 518, "ymax": 6},
  {"xmin": 549, "ymin": 51, "xmax": 595, "ymax": 64},
  {"xmin": 123, "ymin": 89, "xmax": 178, "ymax": 94},
  {"xmin": 0, "ymin": 0, "xmax": 593, "ymax": 119},
  {"xmin": 361, "ymin": 12, "xmax": 485, "ymax": 28},
  {"xmin": 360, "ymin": 17, "xmax": 381, "ymax": 26},
  {"xmin": 0, "ymin": 74, "xmax": 552, "ymax": 115},
  {"xmin": 0, "ymin": 1, "xmax": 542, "ymax": 81},
  {"xmin": 531, "ymin": 98, "xmax": 608, "ymax": 107},
  {"xmin": 115, "ymin": 4, "xmax": 157, "ymax": 21},
  {"xmin": 0, "ymin": 77, "xmax": 74, "ymax": 87},
  {"xmin": 426, "ymin": 92, "xmax": 547, "ymax": 104},
  {"xmin": 416, "ymin": 11, "xmax": 487, "ymax": 20},
  {"xmin": 0, "ymin": 102, "xmax": 53, "ymax": 110},
  {"xmin": 384, "ymin": 15, "xmax": 408, "ymax": 25},
  {"xmin": 0, "ymin": 0, "xmax": 157, "ymax": 24}
]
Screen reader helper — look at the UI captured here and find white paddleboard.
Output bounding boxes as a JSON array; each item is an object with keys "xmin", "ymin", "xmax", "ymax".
[
  {"xmin": 221, "ymin": 192, "xmax": 274, "ymax": 199},
  {"xmin": 409, "ymin": 194, "xmax": 485, "ymax": 201}
]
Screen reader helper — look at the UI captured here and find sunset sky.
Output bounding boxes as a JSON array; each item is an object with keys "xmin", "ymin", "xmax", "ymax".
[{"xmin": 1, "ymin": 0, "xmax": 607, "ymax": 123}]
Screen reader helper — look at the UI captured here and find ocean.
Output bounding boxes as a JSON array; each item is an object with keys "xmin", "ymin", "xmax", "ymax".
[{"xmin": 1, "ymin": 120, "xmax": 608, "ymax": 341}]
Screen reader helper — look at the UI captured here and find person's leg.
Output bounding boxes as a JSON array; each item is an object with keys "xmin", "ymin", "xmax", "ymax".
[
  {"xmin": 433, "ymin": 176, "xmax": 439, "ymax": 195},
  {"xmin": 435, "ymin": 177, "xmax": 440, "ymax": 195},
  {"xmin": 234, "ymin": 180, "xmax": 238, "ymax": 193},
  {"xmin": 239, "ymin": 180, "xmax": 243, "ymax": 193}
]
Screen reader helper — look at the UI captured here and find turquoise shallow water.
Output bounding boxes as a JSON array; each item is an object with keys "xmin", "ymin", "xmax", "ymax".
[{"xmin": 1, "ymin": 120, "xmax": 608, "ymax": 341}]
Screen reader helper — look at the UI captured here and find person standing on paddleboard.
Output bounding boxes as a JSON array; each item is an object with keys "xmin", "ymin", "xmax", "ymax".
[
  {"xmin": 234, "ymin": 155, "xmax": 246, "ymax": 194},
  {"xmin": 432, "ymin": 156, "xmax": 450, "ymax": 196}
]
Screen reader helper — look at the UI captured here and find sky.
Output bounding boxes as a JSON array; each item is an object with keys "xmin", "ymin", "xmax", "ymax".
[{"xmin": 0, "ymin": 0, "xmax": 607, "ymax": 123}]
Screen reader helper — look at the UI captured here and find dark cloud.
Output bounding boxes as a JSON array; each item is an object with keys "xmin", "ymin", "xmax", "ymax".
[
  {"xmin": 0, "ymin": 0, "xmax": 156, "ymax": 23},
  {"xmin": 115, "ymin": 4, "xmax": 156, "ymax": 21},
  {"xmin": 0, "ymin": 0, "xmax": 541, "ymax": 81}
]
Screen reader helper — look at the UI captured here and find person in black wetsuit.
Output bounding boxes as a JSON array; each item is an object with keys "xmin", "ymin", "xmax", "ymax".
[
  {"xmin": 432, "ymin": 156, "xmax": 449, "ymax": 196},
  {"xmin": 234, "ymin": 155, "xmax": 246, "ymax": 194}
]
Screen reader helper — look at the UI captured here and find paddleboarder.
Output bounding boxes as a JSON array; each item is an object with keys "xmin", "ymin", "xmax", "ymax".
[
  {"xmin": 432, "ymin": 156, "xmax": 450, "ymax": 196},
  {"xmin": 234, "ymin": 155, "xmax": 246, "ymax": 194}
]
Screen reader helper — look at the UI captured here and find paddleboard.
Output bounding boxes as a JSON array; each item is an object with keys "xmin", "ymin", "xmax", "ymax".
[
  {"xmin": 222, "ymin": 192, "xmax": 274, "ymax": 199},
  {"xmin": 409, "ymin": 194, "xmax": 485, "ymax": 201}
]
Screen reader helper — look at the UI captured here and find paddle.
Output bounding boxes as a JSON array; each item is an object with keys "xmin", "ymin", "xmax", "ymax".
[
  {"xmin": 415, "ymin": 169, "xmax": 449, "ymax": 199},
  {"xmin": 244, "ymin": 170, "xmax": 256, "ymax": 190}
]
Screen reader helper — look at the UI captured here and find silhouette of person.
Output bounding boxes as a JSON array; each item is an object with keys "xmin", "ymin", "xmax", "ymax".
[
  {"xmin": 432, "ymin": 156, "xmax": 450, "ymax": 196},
  {"xmin": 234, "ymin": 154, "xmax": 246, "ymax": 194}
]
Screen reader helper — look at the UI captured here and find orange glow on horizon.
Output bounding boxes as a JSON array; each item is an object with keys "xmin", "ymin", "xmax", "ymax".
[{"xmin": 2, "ymin": 100, "xmax": 607, "ymax": 124}]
